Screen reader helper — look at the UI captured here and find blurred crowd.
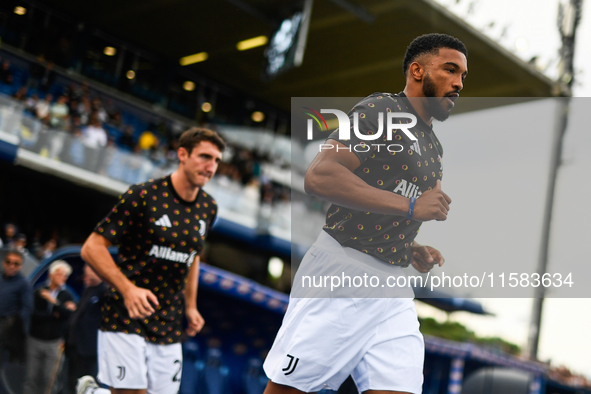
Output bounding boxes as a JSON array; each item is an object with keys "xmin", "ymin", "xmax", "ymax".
[
  {"xmin": 547, "ymin": 365, "xmax": 591, "ymax": 389},
  {"xmin": 1, "ymin": 54, "xmax": 292, "ymax": 203},
  {"xmin": 0, "ymin": 223, "xmax": 58, "ymax": 278},
  {"xmin": 1, "ymin": 55, "xmax": 181, "ymax": 172}
]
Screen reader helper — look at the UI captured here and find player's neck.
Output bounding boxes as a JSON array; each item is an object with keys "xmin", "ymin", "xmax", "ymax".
[
  {"xmin": 170, "ymin": 170, "xmax": 200, "ymax": 202},
  {"xmin": 402, "ymin": 87, "xmax": 434, "ymax": 126}
]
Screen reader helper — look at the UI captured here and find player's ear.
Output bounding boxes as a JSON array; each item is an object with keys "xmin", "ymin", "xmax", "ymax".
[
  {"xmin": 409, "ymin": 62, "xmax": 424, "ymax": 82},
  {"xmin": 178, "ymin": 147, "xmax": 189, "ymax": 162}
]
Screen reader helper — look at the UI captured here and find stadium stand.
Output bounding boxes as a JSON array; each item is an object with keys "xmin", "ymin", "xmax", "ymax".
[{"xmin": 2, "ymin": 1, "xmax": 590, "ymax": 393}]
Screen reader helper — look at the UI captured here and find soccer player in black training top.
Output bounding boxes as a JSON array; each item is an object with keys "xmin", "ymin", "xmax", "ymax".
[
  {"xmin": 263, "ymin": 34, "xmax": 467, "ymax": 394},
  {"xmin": 78, "ymin": 128, "xmax": 225, "ymax": 394}
]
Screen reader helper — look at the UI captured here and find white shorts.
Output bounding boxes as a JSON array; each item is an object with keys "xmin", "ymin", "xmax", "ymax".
[
  {"xmin": 97, "ymin": 331, "xmax": 182, "ymax": 394},
  {"xmin": 263, "ymin": 232, "xmax": 424, "ymax": 393}
]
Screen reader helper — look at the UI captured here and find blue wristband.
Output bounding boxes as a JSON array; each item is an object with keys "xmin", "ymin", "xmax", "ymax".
[{"xmin": 407, "ymin": 197, "xmax": 415, "ymax": 219}]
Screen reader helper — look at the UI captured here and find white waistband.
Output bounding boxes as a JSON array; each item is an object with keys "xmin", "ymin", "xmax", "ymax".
[{"xmin": 314, "ymin": 230, "xmax": 405, "ymax": 276}]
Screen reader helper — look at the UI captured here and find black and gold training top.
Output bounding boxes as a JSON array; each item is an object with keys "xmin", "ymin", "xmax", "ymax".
[
  {"xmin": 94, "ymin": 175, "xmax": 217, "ymax": 344},
  {"xmin": 323, "ymin": 92, "xmax": 443, "ymax": 267}
]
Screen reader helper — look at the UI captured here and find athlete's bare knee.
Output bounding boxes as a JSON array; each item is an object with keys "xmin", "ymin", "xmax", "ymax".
[{"xmin": 264, "ymin": 380, "xmax": 311, "ymax": 394}]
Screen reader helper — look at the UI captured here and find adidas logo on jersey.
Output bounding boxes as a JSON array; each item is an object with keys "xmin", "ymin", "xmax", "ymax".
[
  {"xmin": 410, "ymin": 141, "xmax": 422, "ymax": 156},
  {"xmin": 155, "ymin": 214, "xmax": 172, "ymax": 227},
  {"xmin": 148, "ymin": 245, "xmax": 197, "ymax": 266}
]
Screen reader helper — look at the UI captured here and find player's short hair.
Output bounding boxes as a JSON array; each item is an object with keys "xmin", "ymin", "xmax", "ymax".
[
  {"xmin": 4, "ymin": 248, "xmax": 24, "ymax": 263},
  {"xmin": 179, "ymin": 127, "xmax": 226, "ymax": 155},
  {"xmin": 49, "ymin": 260, "xmax": 72, "ymax": 277},
  {"xmin": 403, "ymin": 33, "xmax": 468, "ymax": 75}
]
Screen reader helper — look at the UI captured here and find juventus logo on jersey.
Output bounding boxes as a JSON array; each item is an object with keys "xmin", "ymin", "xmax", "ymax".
[
  {"xmin": 282, "ymin": 354, "xmax": 299, "ymax": 375},
  {"xmin": 198, "ymin": 220, "xmax": 207, "ymax": 236}
]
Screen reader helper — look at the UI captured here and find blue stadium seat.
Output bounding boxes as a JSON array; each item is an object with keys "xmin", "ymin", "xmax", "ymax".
[
  {"xmin": 204, "ymin": 348, "xmax": 231, "ymax": 394},
  {"xmin": 243, "ymin": 358, "xmax": 268, "ymax": 394},
  {"xmin": 180, "ymin": 341, "xmax": 206, "ymax": 394},
  {"xmin": 0, "ymin": 84, "xmax": 12, "ymax": 95}
]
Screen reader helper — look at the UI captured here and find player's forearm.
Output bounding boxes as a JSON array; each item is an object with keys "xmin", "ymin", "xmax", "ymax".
[
  {"xmin": 184, "ymin": 257, "xmax": 200, "ymax": 311},
  {"xmin": 305, "ymin": 161, "xmax": 410, "ymax": 216},
  {"xmin": 81, "ymin": 233, "xmax": 134, "ymax": 297}
]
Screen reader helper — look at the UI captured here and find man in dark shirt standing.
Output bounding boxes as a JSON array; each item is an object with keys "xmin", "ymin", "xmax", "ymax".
[
  {"xmin": 79, "ymin": 128, "xmax": 225, "ymax": 394},
  {"xmin": 66, "ymin": 265, "xmax": 107, "ymax": 394},
  {"xmin": 0, "ymin": 250, "xmax": 33, "ymax": 370},
  {"xmin": 24, "ymin": 260, "xmax": 76, "ymax": 394},
  {"xmin": 263, "ymin": 34, "xmax": 467, "ymax": 394}
]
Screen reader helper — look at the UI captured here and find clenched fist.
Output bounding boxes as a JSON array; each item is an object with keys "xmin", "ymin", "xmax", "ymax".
[{"xmin": 412, "ymin": 180, "xmax": 452, "ymax": 222}]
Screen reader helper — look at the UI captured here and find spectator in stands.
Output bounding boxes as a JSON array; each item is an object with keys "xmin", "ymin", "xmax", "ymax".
[
  {"xmin": 39, "ymin": 61, "xmax": 56, "ymax": 92},
  {"xmin": 68, "ymin": 99, "xmax": 81, "ymax": 119},
  {"xmin": 14, "ymin": 234, "xmax": 30, "ymax": 255},
  {"xmin": 118, "ymin": 125, "xmax": 136, "ymax": 151},
  {"xmin": 12, "ymin": 86, "xmax": 29, "ymax": 102},
  {"xmin": 70, "ymin": 115, "xmax": 83, "ymax": 134},
  {"xmin": 66, "ymin": 265, "xmax": 106, "ymax": 394},
  {"xmin": 64, "ymin": 83, "xmax": 82, "ymax": 103},
  {"xmin": 49, "ymin": 95, "xmax": 70, "ymax": 130},
  {"xmin": 25, "ymin": 93, "xmax": 39, "ymax": 116},
  {"xmin": 66, "ymin": 82, "xmax": 89, "ymax": 105},
  {"xmin": 107, "ymin": 110, "xmax": 123, "ymax": 129},
  {"xmin": 148, "ymin": 143, "xmax": 167, "ymax": 167},
  {"xmin": 35, "ymin": 93, "xmax": 53, "ymax": 121},
  {"xmin": 83, "ymin": 115, "xmax": 108, "ymax": 171},
  {"xmin": 77, "ymin": 97, "xmax": 92, "ymax": 125},
  {"xmin": 24, "ymin": 260, "xmax": 76, "ymax": 394},
  {"xmin": 0, "ymin": 60, "xmax": 14, "ymax": 85},
  {"xmin": 138, "ymin": 129, "xmax": 159, "ymax": 153},
  {"xmin": 1, "ymin": 223, "xmax": 18, "ymax": 248},
  {"xmin": 83, "ymin": 115, "xmax": 107, "ymax": 148},
  {"xmin": 35, "ymin": 239, "xmax": 57, "ymax": 261},
  {"xmin": 0, "ymin": 250, "xmax": 33, "ymax": 371},
  {"xmin": 91, "ymin": 97, "xmax": 108, "ymax": 124},
  {"xmin": 231, "ymin": 148, "xmax": 256, "ymax": 185},
  {"xmin": 1, "ymin": 233, "xmax": 39, "ymax": 279},
  {"xmin": 103, "ymin": 98, "xmax": 118, "ymax": 121}
]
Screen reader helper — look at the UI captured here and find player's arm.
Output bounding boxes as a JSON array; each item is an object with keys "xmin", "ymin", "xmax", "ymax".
[
  {"xmin": 184, "ymin": 255, "xmax": 204, "ymax": 336},
  {"xmin": 304, "ymin": 138, "xmax": 451, "ymax": 221},
  {"xmin": 81, "ymin": 232, "xmax": 159, "ymax": 319}
]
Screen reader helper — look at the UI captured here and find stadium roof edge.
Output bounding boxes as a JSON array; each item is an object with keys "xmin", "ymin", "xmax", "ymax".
[{"xmin": 27, "ymin": 0, "xmax": 559, "ymax": 115}]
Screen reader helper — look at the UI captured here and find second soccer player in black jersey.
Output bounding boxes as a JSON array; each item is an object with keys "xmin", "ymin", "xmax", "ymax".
[{"xmin": 79, "ymin": 128, "xmax": 225, "ymax": 394}]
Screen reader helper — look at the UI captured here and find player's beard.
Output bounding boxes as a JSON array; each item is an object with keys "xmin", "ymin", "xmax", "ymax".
[{"xmin": 423, "ymin": 73, "xmax": 452, "ymax": 121}]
